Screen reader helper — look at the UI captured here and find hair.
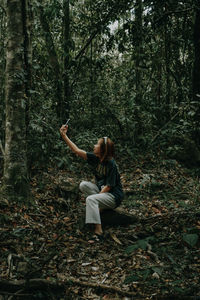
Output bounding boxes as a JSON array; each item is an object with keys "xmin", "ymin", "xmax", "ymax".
[{"xmin": 99, "ymin": 137, "xmax": 114, "ymax": 162}]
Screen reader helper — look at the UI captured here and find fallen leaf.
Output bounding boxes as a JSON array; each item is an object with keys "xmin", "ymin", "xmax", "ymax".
[{"xmin": 110, "ymin": 233, "xmax": 122, "ymax": 245}]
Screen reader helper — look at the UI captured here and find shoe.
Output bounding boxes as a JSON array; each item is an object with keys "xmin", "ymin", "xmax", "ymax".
[{"xmin": 88, "ymin": 233, "xmax": 104, "ymax": 243}]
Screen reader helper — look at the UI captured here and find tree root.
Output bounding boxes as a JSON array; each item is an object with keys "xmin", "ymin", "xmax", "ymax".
[{"xmin": 0, "ymin": 278, "xmax": 198, "ymax": 299}]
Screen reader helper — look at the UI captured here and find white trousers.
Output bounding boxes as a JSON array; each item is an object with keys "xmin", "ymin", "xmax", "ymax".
[{"xmin": 79, "ymin": 181, "xmax": 116, "ymax": 224}]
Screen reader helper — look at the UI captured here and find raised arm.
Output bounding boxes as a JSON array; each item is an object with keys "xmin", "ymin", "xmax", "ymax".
[{"xmin": 60, "ymin": 125, "xmax": 87, "ymax": 160}]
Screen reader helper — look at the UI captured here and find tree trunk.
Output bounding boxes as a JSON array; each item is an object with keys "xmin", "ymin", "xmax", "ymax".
[
  {"xmin": 38, "ymin": 1, "xmax": 63, "ymax": 123},
  {"xmin": 63, "ymin": 0, "xmax": 70, "ymax": 123},
  {"xmin": 0, "ymin": 0, "xmax": 6, "ymax": 160},
  {"xmin": 192, "ymin": 5, "xmax": 200, "ymax": 145},
  {"xmin": 2, "ymin": 0, "xmax": 30, "ymax": 200},
  {"xmin": 23, "ymin": 0, "xmax": 33, "ymax": 130},
  {"xmin": 131, "ymin": 0, "xmax": 143, "ymax": 141},
  {"xmin": 90, "ymin": 41, "xmax": 95, "ymax": 127},
  {"xmin": 135, "ymin": 0, "xmax": 143, "ymax": 106},
  {"xmin": 164, "ymin": 3, "xmax": 171, "ymax": 119}
]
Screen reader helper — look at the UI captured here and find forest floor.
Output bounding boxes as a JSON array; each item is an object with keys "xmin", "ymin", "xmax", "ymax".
[{"xmin": 0, "ymin": 153, "xmax": 200, "ymax": 300}]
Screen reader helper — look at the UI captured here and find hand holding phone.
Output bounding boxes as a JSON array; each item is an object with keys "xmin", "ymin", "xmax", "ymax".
[
  {"xmin": 60, "ymin": 119, "xmax": 70, "ymax": 136},
  {"xmin": 65, "ymin": 119, "xmax": 70, "ymax": 127}
]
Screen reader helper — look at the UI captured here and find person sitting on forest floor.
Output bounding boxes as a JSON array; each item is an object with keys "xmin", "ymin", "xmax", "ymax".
[{"xmin": 59, "ymin": 124, "xmax": 124, "ymax": 242}]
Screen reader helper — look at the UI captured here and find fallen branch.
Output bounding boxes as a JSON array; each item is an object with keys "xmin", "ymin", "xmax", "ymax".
[
  {"xmin": 0, "ymin": 277, "xmax": 137, "ymax": 297},
  {"xmin": 7, "ymin": 289, "xmax": 31, "ymax": 300},
  {"xmin": 0, "ymin": 278, "xmax": 198, "ymax": 300},
  {"xmin": 0, "ymin": 291, "xmax": 32, "ymax": 298},
  {"xmin": 141, "ymin": 209, "xmax": 200, "ymax": 224},
  {"xmin": 66, "ymin": 276, "xmax": 137, "ymax": 297},
  {"xmin": 0, "ymin": 278, "xmax": 64, "ymax": 292}
]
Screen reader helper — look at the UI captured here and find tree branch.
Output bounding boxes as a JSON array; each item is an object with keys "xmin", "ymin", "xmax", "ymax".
[
  {"xmin": 153, "ymin": 7, "xmax": 193, "ymax": 26},
  {"xmin": 0, "ymin": 139, "xmax": 5, "ymax": 157},
  {"xmin": 75, "ymin": 1, "xmax": 132, "ymax": 61},
  {"xmin": 0, "ymin": 4, "xmax": 6, "ymax": 14}
]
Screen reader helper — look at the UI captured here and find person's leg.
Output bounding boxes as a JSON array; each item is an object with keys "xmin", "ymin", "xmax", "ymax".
[
  {"xmin": 79, "ymin": 181, "xmax": 99, "ymax": 196},
  {"xmin": 85, "ymin": 193, "xmax": 116, "ymax": 235},
  {"xmin": 79, "ymin": 181, "xmax": 100, "ymax": 232},
  {"xmin": 94, "ymin": 224, "xmax": 103, "ymax": 235}
]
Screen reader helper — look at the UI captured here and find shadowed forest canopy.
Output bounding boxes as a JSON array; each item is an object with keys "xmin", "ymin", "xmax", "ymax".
[
  {"xmin": 0, "ymin": 0, "xmax": 200, "ymax": 299},
  {"xmin": 0, "ymin": 0, "xmax": 200, "ymax": 177}
]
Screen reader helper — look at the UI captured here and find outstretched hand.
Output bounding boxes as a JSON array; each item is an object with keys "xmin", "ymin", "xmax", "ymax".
[{"xmin": 60, "ymin": 124, "xmax": 68, "ymax": 136}]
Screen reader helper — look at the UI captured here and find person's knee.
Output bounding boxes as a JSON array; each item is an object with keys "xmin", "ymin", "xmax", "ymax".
[
  {"xmin": 86, "ymin": 195, "xmax": 96, "ymax": 206},
  {"xmin": 79, "ymin": 181, "xmax": 88, "ymax": 192}
]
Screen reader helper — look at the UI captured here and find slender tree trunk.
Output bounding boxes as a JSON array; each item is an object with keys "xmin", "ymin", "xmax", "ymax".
[
  {"xmin": 172, "ymin": 17, "xmax": 184, "ymax": 105},
  {"xmin": 164, "ymin": 3, "xmax": 171, "ymax": 118},
  {"xmin": 23, "ymin": 0, "xmax": 33, "ymax": 129},
  {"xmin": 192, "ymin": 5, "xmax": 200, "ymax": 145},
  {"xmin": 135, "ymin": 0, "xmax": 143, "ymax": 106},
  {"xmin": 3, "ymin": 0, "xmax": 30, "ymax": 200},
  {"xmin": 38, "ymin": 1, "xmax": 63, "ymax": 123},
  {"xmin": 0, "ymin": 0, "xmax": 6, "ymax": 155},
  {"xmin": 90, "ymin": 41, "xmax": 94, "ymax": 127},
  {"xmin": 63, "ymin": 0, "xmax": 70, "ymax": 122},
  {"xmin": 131, "ymin": 0, "xmax": 143, "ymax": 141}
]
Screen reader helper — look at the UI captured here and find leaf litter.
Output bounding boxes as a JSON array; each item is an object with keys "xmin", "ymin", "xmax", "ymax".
[{"xmin": 0, "ymin": 155, "xmax": 200, "ymax": 299}]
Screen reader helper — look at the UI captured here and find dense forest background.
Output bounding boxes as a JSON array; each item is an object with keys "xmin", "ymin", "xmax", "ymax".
[
  {"xmin": 1, "ymin": 0, "xmax": 200, "ymax": 199},
  {"xmin": 0, "ymin": 0, "xmax": 200, "ymax": 299}
]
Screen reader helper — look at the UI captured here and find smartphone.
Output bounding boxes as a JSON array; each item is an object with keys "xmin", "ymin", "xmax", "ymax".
[{"xmin": 65, "ymin": 119, "xmax": 70, "ymax": 126}]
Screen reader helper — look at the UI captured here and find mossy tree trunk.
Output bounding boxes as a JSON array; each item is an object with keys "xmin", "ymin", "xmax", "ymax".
[
  {"xmin": 192, "ymin": 4, "xmax": 200, "ymax": 145},
  {"xmin": 3, "ymin": 0, "xmax": 30, "ymax": 201},
  {"xmin": 0, "ymin": 0, "xmax": 7, "ymax": 160}
]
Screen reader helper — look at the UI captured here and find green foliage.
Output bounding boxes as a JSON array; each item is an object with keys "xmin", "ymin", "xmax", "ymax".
[
  {"xmin": 124, "ymin": 268, "xmax": 153, "ymax": 284},
  {"xmin": 125, "ymin": 236, "xmax": 155, "ymax": 254},
  {"xmin": 183, "ymin": 233, "xmax": 199, "ymax": 247},
  {"xmin": 74, "ymin": 131, "xmax": 98, "ymax": 151},
  {"xmin": 1, "ymin": 0, "xmax": 199, "ymax": 174},
  {"xmin": 0, "ymin": 213, "xmax": 10, "ymax": 225},
  {"xmin": 27, "ymin": 111, "xmax": 60, "ymax": 168},
  {"xmin": 125, "ymin": 239, "xmax": 148, "ymax": 253}
]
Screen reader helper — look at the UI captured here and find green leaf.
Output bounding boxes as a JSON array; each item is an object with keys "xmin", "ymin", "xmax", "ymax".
[
  {"xmin": 124, "ymin": 274, "xmax": 139, "ymax": 284},
  {"xmin": 0, "ymin": 214, "xmax": 10, "ymax": 224},
  {"xmin": 125, "ymin": 244, "xmax": 138, "ymax": 254},
  {"xmin": 173, "ymin": 287, "xmax": 185, "ymax": 293},
  {"xmin": 183, "ymin": 233, "xmax": 199, "ymax": 247},
  {"xmin": 125, "ymin": 239, "xmax": 149, "ymax": 254},
  {"xmin": 137, "ymin": 239, "xmax": 148, "ymax": 250},
  {"xmin": 152, "ymin": 267, "xmax": 163, "ymax": 276},
  {"xmin": 140, "ymin": 269, "xmax": 151, "ymax": 280}
]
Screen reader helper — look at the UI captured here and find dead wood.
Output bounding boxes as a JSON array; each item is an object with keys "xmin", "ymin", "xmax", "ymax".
[
  {"xmin": 0, "ymin": 278, "xmax": 137, "ymax": 297},
  {"xmin": 0, "ymin": 278, "xmax": 64, "ymax": 292},
  {"xmin": 141, "ymin": 209, "xmax": 200, "ymax": 224},
  {"xmin": 0, "ymin": 278, "xmax": 198, "ymax": 299},
  {"xmin": 101, "ymin": 207, "xmax": 139, "ymax": 226}
]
